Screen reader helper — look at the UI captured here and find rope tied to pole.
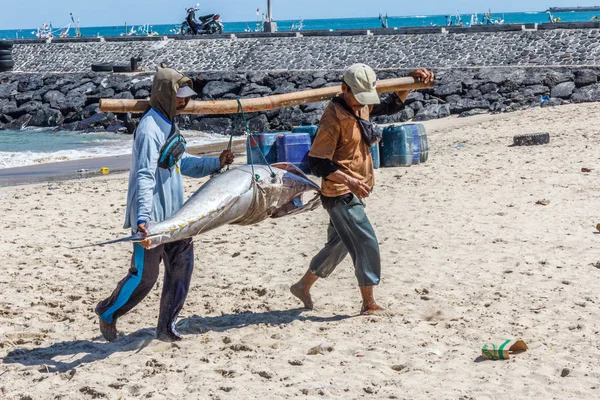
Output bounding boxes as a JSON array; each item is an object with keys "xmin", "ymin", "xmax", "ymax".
[{"xmin": 231, "ymin": 98, "xmax": 276, "ymax": 181}]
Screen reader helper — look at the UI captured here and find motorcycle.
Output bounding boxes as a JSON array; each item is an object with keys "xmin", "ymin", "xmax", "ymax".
[{"xmin": 180, "ymin": 5, "xmax": 224, "ymax": 35}]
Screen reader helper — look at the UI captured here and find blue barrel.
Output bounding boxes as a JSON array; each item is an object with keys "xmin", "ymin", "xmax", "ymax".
[
  {"xmin": 402, "ymin": 123, "xmax": 429, "ymax": 163},
  {"xmin": 276, "ymin": 132, "xmax": 312, "ymax": 172},
  {"xmin": 380, "ymin": 125, "xmax": 414, "ymax": 167},
  {"xmin": 417, "ymin": 124, "xmax": 429, "ymax": 163},
  {"xmin": 370, "ymin": 143, "xmax": 380, "ymax": 169},
  {"xmin": 246, "ymin": 133, "xmax": 286, "ymax": 165},
  {"xmin": 292, "ymin": 125, "xmax": 319, "ymax": 143}
]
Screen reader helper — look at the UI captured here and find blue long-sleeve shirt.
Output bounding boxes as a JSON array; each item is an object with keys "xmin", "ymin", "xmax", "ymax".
[{"xmin": 124, "ymin": 108, "xmax": 222, "ymax": 230}]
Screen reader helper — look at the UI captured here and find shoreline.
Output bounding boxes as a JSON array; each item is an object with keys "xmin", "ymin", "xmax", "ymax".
[{"xmin": 0, "ymin": 139, "xmax": 246, "ymax": 188}]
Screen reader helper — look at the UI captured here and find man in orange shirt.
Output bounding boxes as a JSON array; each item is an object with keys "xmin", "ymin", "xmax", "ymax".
[{"xmin": 291, "ymin": 63, "xmax": 434, "ymax": 314}]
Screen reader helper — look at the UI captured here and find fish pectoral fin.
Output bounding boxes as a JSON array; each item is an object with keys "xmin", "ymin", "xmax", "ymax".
[
  {"xmin": 271, "ymin": 192, "xmax": 322, "ymax": 218},
  {"xmin": 271, "ymin": 162, "xmax": 307, "ymax": 178}
]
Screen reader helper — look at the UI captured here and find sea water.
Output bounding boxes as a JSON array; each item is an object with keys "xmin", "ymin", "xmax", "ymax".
[
  {"xmin": 0, "ymin": 129, "xmax": 227, "ymax": 169},
  {"xmin": 2, "ymin": 11, "xmax": 600, "ymax": 39}
]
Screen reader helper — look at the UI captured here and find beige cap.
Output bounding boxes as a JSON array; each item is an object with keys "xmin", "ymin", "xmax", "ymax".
[
  {"xmin": 341, "ymin": 63, "xmax": 380, "ymax": 105},
  {"xmin": 176, "ymin": 85, "xmax": 197, "ymax": 98}
]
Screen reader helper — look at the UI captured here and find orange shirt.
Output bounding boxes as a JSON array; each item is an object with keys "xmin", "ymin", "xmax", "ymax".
[{"xmin": 309, "ymin": 99, "xmax": 374, "ymax": 197}]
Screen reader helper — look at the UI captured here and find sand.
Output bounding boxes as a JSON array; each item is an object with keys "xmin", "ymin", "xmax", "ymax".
[{"xmin": 1, "ymin": 103, "xmax": 600, "ymax": 399}]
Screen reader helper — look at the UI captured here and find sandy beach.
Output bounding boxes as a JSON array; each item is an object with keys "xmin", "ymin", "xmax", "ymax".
[{"xmin": 1, "ymin": 103, "xmax": 600, "ymax": 399}]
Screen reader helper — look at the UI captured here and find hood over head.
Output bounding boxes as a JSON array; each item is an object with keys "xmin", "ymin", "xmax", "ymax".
[{"xmin": 149, "ymin": 65, "xmax": 193, "ymax": 121}]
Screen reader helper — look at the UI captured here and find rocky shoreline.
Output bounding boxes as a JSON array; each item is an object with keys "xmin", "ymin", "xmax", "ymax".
[{"xmin": 1, "ymin": 67, "xmax": 599, "ymax": 133}]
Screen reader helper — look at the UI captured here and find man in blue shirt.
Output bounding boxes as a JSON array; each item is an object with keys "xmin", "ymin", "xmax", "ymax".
[{"xmin": 95, "ymin": 66, "xmax": 234, "ymax": 342}]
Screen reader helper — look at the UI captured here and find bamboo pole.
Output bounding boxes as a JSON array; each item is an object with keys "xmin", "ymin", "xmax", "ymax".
[{"xmin": 99, "ymin": 77, "xmax": 433, "ymax": 115}]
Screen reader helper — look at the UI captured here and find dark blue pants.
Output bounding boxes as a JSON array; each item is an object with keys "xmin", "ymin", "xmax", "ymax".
[
  {"xmin": 96, "ymin": 238, "xmax": 194, "ymax": 335},
  {"xmin": 309, "ymin": 194, "xmax": 381, "ymax": 287}
]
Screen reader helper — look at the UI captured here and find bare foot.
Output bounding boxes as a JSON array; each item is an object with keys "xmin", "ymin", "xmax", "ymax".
[
  {"xmin": 290, "ymin": 282, "xmax": 314, "ymax": 310},
  {"xmin": 360, "ymin": 303, "xmax": 385, "ymax": 315},
  {"xmin": 99, "ymin": 317, "xmax": 118, "ymax": 342}
]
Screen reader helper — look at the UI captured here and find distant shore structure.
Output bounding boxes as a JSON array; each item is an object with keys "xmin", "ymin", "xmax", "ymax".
[{"xmin": 547, "ymin": 6, "xmax": 600, "ymax": 12}]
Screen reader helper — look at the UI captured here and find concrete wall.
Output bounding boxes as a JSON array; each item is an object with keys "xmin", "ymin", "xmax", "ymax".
[{"xmin": 8, "ymin": 27, "xmax": 600, "ymax": 73}]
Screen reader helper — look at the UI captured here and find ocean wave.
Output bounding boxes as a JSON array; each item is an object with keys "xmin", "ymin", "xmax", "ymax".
[{"xmin": 0, "ymin": 131, "xmax": 228, "ymax": 170}]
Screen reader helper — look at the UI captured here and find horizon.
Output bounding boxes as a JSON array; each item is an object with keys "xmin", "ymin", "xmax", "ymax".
[{"xmin": 1, "ymin": 1, "xmax": 599, "ymax": 30}]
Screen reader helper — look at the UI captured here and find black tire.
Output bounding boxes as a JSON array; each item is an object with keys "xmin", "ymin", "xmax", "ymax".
[
  {"xmin": 0, "ymin": 42, "xmax": 12, "ymax": 50},
  {"xmin": 0, "ymin": 60, "xmax": 14, "ymax": 70},
  {"xmin": 91, "ymin": 63, "xmax": 113, "ymax": 72},
  {"xmin": 112, "ymin": 64, "xmax": 132, "ymax": 73},
  {"xmin": 513, "ymin": 133, "xmax": 550, "ymax": 146},
  {"xmin": 0, "ymin": 55, "xmax": 12, "ymax": 61},
  {"xmin": 0, "ymin": 50, "xmax": 12, "ymax": 57}
]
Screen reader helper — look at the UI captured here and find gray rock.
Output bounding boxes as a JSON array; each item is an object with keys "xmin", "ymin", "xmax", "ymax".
[
  {"xmin": 373, "ymin": 107, "xmax": 414, "ymax": 124},
  {"xmin": 271, "ymin": 106, "xmax": 306, "ymax": 129},
  {"xmin": 499, "ymin": 80, "xmax": 520, "ymax": 94},
  {"xmin": 240, "ymin": 83, "xmax": 272, "ymax": 97},
  {"xmin": 522, "ymin": 72, "xmax": 545, "ymax": 86},
  {"xmin": 409, "ymin": 101, "xmax": 423, "ymax": 112},
  {"xmin": 541, "ymin": 98, "xmax": 564, "ymax": 107},
  {"xmin": 58, "ymin": 96, "xmax": 86, "ymax": 113},
  {"xmin": 543, "ymin": 71, "xmax": 573, "ymax": 88},
  {"xmin": 527, "ymin": 85, "xmax": 550, "ymax": 95},
  {"xmin": 465, "ymin": 89, "xmax": 482, "ymax": 99},
  {"xmin": 5, "ymin": 114, "xmax": 32, "ymax": 130},
  {"xmin": 450, "ymin": 99, "xmax": 490, "ymax": 113},
  {"xmin": 77, "ymin": 112, "xmax": 116, "ymax": 130},
  {"xmin": 444, "ymin": 94, "xmax": 463, "ymax": 104},
  {"xmin": 66, "ymin": 82, "xmax": 96, "ymax": 98},
  {"xmin": 105, "ymin": 75, "xmax": 132, "ymax": 92},
  {"xmin": 483, "ymin": 92, "xmax": 503, "ymax": 102},
  {"xmin": 113, "ymin": 92, "xmax": 134, "ymax": 100},
  {"xmin": 300, "ymin": 111, "xmax": 323, "ymax": 126},
  {"xmin": 76, "ymin": 103, "xmax": 100, "ymax": 120},
  {"xmin": 477, "ymin": 70, "xmax": 508, "ymax": 85},
  {"xmin": 193, "ymin": 117, "xmax": 232, "ymax": 134},
  {"xmin": 134, "ymin": 89, "xmax": 150, "ymax": 99},
  {"xmin": 15, "ymin": 91, "xmax": 40, "ymax": 106},
  {"xmin": 574, "ymin": 70, "xmax": 597, "ymax": 88},
  {"xmin": 478, "ymin": 83, "xmax": 498, "ymax": 94},
  {"xmin": 0, "ymin": 82, "xmax": 17, "ymax": 99},
  {"xmin": 551, "ymin": 82, "xmax": 575, "ymax": 98},
  {"xmin": 0, "ymin": 99, "xmax": 18, "ymax": 115},
  {"xmin": 43, "ymin": 90, "xmax": 67, "ymax": 108},
  {"xmin": 131, "ymin": 79, "xmax": 153, "ymax": 92},
  {"xmin": 247, "ymin": 72, "xmax": 268, "ymax": 84},
  {"xmin": 272, "ymin": 82, "xmax": 296, "ymax": 95},
  {"xmin": 571, "ymin": 84, "xmax": 600, "ymax": 103},
  {"xmin": 433, "ymin": 82, "xmax": 462, "ymax": 97},
  {"xmin": 309, "ymin": 78, "xmax": 328, "ymax": 88},
  {"xmin": 14, "ymin": 101, "xmax": 43, "ymax": 117},
  {"xmin": 18, "ymin": 75, "xmax": 44, "ymax": 92},
  {"xmin": 413, "ymin": 104, "xmax": 450, "ymax": 121},
  {"xmin": 405, "ymin": 91, "xmax": 424, "ymax": 103},
  {"xmin": 247, "ymin": 114, "xmax": 270, "ymax": 132},
  {"xmin": 202, "ymin": 81, "xmax": 241, "ymax": 99},
  {"xmin": 489, "ymin": 101, "xmax": 506, "ymax": 113},
  {"xmin": 30, "ymin": 107, "xmax": 64, "ymax": 127},
  {"xmin": 301, "ymin": 101, "xmax": 327, "ymax": 113},
  {"xmin": 459, "ymin": 108, "xmax": 488, "ymax": 118},
  {"xmin": 106, "ymin": 120, "xmax": 126, "ymax": 132}
]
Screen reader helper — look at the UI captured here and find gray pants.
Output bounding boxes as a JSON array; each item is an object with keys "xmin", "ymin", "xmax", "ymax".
[{"xmin": 309, "ymin": 194, "xmax": 381, "ymax": 287}]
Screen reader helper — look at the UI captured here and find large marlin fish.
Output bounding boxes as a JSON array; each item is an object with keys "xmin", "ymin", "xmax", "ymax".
[{"xmin": 80, "ymin": 163, "xmax": 321, "ymax": 249}]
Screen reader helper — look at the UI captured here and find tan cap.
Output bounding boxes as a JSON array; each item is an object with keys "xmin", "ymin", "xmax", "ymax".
[
  {"xmin": 176, "ymin": 85, "xmax": 197, "ymax": 98},
  {"xmin": 341, "ymin": 63, "xmax": 380, "ymax": 105}
]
